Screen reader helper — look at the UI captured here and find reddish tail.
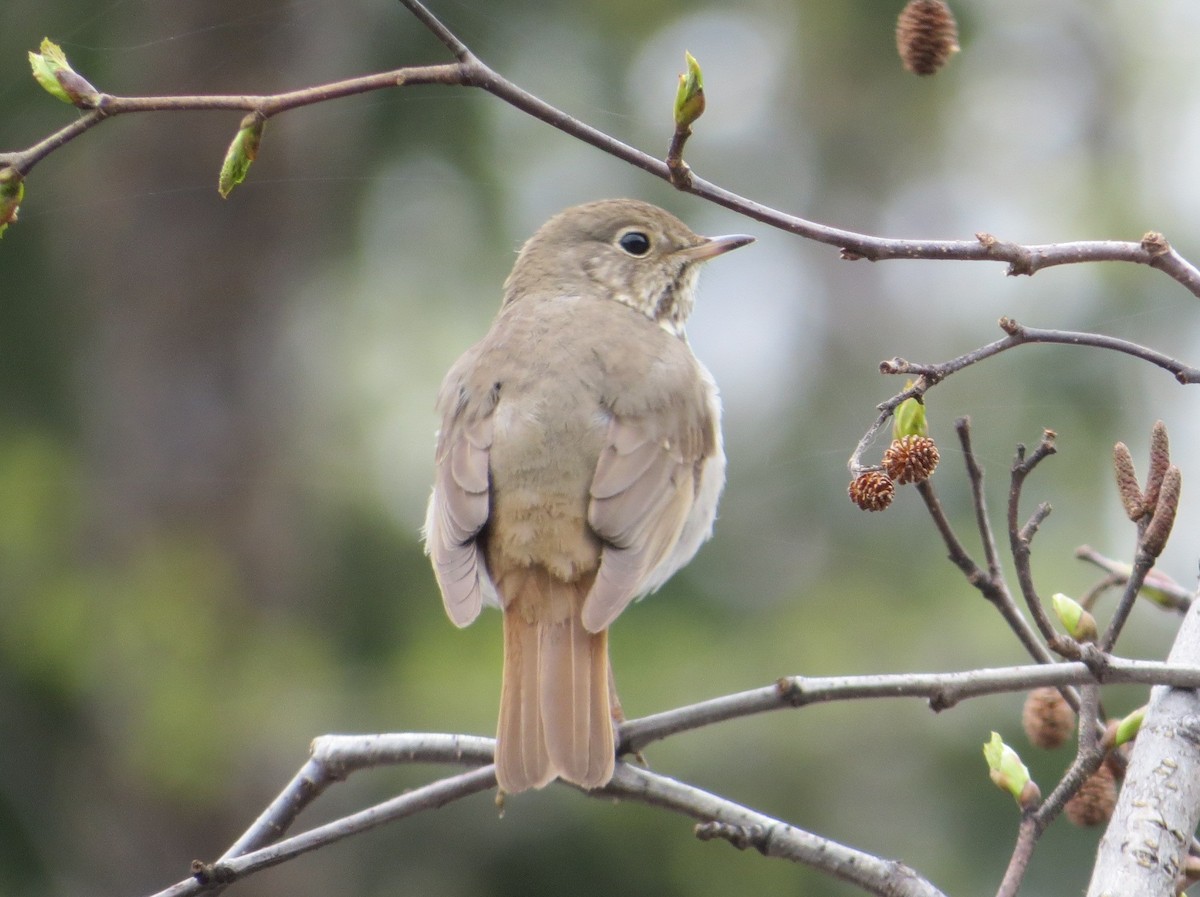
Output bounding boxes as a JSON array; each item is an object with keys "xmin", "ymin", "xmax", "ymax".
[{"xmin": 495, "ymin": 566, "xmax": 615, "ymax": 793}]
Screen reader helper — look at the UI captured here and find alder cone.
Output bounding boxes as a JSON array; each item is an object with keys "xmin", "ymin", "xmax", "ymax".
[
  {"xmin": 848, "ymin": 471, "xmax": 895, "ymax": 511},
  {"xmin": 1021, "ymin": 687, "xmax": 1076, "ymax": 750},
  {"xmin": 882, "ymin": 435, "xmax": 940, "ymax": 485},
  {"xmin": 896, "ymin": 0, "xmax": 960, "ymax": 75},
  {"xmin": 1064, "ymin": 763, "xmax": 1118, "ymax": 827}
]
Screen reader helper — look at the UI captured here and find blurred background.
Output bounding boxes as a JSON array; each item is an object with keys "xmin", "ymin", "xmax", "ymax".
[{"xmin": 2, "ymin": 1, "xmax": 1199, "ymax": 895}]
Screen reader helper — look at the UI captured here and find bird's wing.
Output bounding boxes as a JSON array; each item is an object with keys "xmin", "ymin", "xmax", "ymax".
[
  {"xmin": 583, "ymin": 405, "xmax": 714, "ymax": 633},
  {"xmin": 425, "ymin": 378, "xmax": 495, "ymax": 628}
]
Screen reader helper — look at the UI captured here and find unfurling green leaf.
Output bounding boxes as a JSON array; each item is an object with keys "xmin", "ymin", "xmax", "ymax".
[
  {"xmin": 673, "ymin": 51, "xmax": 705, "ymax": 129},
  {"xmin": 29, "ymin": 38, "xmax": 98, "ymax": 107},
  {"xmin": 218, "ymin": 115, "xmax": 265, "ymax": 199},
  {"xmin": 0, "ymin": 168, "xmax": 25, "ymax": 238},
  {"xmin": 983, "ymin": 731, "xmax": 1040, "ymax": 809},
  {"xmin": 893, "ymin": 385, "xmax": 928, "ymax": 439}
]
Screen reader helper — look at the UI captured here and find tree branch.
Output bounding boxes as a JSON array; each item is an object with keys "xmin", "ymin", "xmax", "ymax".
[
  {"xmin": 1075, "ymin": 545, "xmax": 1192, "ymax": 614},
  {"xmin": 608, "ymin": 765, "xmax": 948, "ymax": 897},
  {"xmin": 882, "ymin": 317, "xmax": 1200, "ymax": 385},
  {"xmin": 133, "ymin": 653, "xmax": 1200, "ymax": 897},
  {"xmin": 1087, "ymin": 598, "xmax": 1200, "ymax": 896},
  {"xmin": 4, "ymin": 2, "xmax": 1200, "ymax": 301}
]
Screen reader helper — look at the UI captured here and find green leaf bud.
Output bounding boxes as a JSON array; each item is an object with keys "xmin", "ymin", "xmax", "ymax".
[
  {"xmin": 218, "ymin": 115, "xmax": 265, "ymax": 199},
  {"xmin": 673, "ymin": 51, "xmax": 705, "ymax": 130}
]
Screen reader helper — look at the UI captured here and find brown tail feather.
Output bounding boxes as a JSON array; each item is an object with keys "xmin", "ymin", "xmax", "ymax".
[{"xmin": 496, "ymin": 566, "xmax": 615, "ymax": 793}]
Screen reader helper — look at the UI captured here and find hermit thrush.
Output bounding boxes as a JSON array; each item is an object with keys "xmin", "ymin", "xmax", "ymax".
[{"xmin": 424, "ymin": 199, "xmax": 753, "ymax": 793}]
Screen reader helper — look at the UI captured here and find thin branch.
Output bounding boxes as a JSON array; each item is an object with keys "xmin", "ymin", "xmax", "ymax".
[
  {"xmin": 958, "ymin": 419, "xmax": 1004, "ymax": 582},
  {"xmin": 619, "ymin": 659, "xmax": 1200, "ymax": 755},
  {"xmin": 1007, "ymin": 432, "xmax": 1065, "ymax": 649},
  {"xmin": 152, "ymin": 735, "xmax": 951, "ymax": 897},
  {"xmin": 1075, "ymin": 544, "xmax": 1192, "ymax": 613},
  {"xmin": 4, "ymin": 5, "xmax": 1200, "ymax": 300},
  {"xmin": 137, "ymin": 653, "xmax": 1200, "ymax": 896},
  {"xmin": 396, "ymin": 0, "xmax": 473, "ymax": 60},
  {"xmin": 994, "ymin": 815, "xmax": 1039, "ymax": 897},
  {"xmin": 1099, "ymin": 549, "xmax": 1158, "ymax": 653},
  {"xmin": 853, "ymin": 317, "xmax": 1200, "ymax": 476},
  {"xmin": 149, "ymin": 763, "xmax": 498, "ymax": 897},
  {"xmin": 914, "ymin": 476, "xmax": 1055, "ymax": 669},
  {"xmin": 883, "ymin": 317, "xmax": 1200, "ymax": 385},
  {"xmin": 3, "ymin": 65, "xmax": 468, "ymax": 175},
  {"xmin": 219, "ymin": 734, "xmax": 495, "ymax": 863},
  {"xmin": 606, "ymin": 765, "xmax": 948, "ymax": 897}
]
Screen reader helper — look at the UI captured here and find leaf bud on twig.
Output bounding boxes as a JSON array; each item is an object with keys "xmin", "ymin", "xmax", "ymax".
[
  {"xmin": 218, "ymin": 114, "xmax": 266, "ymax": 199},
  {"xmin": 983, "ymin": 732, "xmax": 1040, "ymax": 810},
  {"xmin": 28, "ymin": 38, "xmax": 99, "ymax": 107},
  {"xmin": 673, "ymin": 51, "xmax": 705, "ymax": 130},
  {"xmin": 1103, "ymin": 705, "xmax": 1145, "ymax": 750},
  {"xmin": 1051, "ymin": 593, "xmax": 1098, "ymax": 643}
]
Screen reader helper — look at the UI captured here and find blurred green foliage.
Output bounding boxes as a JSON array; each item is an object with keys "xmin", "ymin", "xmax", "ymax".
[{"xmin": 2, "ymin": 1, "xmax": 1198, "ymax": 896}]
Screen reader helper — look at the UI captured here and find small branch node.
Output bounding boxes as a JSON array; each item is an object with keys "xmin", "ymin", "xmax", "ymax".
[
  {"xmin": 190, "ymin": 860, "xmax": 237, "ymax": 886},
  {"xmin": 775, "ymin": 676, "xmax": 806, "ymax": 706},
  {"xmin": 1078, "ymin": 643, "xmax": 1110, "ymax": 681},
  {"xmin": 928, "ymin": 687, "xmax": 956, "ymax": 713},
  {"xmin": 998, "ymin": 316, "xmax": 1021, "ymax": 336},
  {"xmin": 694, "ymin": 820, "xmax": 773, "ymax": 856},
  {"xmin": 1005, "ymin": 246, "xmax": 1037, "ymax": 277},
  {"xmin": 1141, "ymin": 231, "xmax": 1171, "ymax": 256}
]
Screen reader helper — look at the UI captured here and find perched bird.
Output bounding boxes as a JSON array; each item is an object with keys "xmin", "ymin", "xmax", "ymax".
[{"xmin": 424, "ymin": 199, "xmax": 753, "ymax": 793}]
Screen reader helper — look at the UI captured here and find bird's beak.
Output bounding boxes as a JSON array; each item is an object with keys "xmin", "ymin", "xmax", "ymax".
[{"xmin": 676, "ymin": 233, "xmax": 756, "ymax": 262}]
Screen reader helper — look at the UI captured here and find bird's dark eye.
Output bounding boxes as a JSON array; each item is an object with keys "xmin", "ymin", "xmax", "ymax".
[{"xmin": 617, "ymin": 231, "xmax": 652, "ymax": 257}]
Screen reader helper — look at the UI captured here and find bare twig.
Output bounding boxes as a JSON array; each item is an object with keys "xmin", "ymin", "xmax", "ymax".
[
  {"xmin": 852, "ymin": 318, "xmax": 1200, "ymax": 476},
  {"xmin": 220, "ymin": 734, "xmax": 495, "ymax": 863},
  {"xmin": 619, "ymin": 659, "xmax": 1200, "ymax": 755},
  {"xmin": 1075, "ymin": 545, "xmax": 1192, "ymax": 613},
  {"xmin": 1099, "ymin": 550, "xmax": 1158, "ymax": 653},
  {"xmin": 4, "ymin": 4, "xmax": 1200, "ymax": 301},
  {"xmin": 606, "ymin": 766, "xmax": 948, "ymax": 897},
  {"xmin": 915, "ymin": 477, "xmax": 1056, "ymax": 667},
  {"xmin": 2, "ymin": 64, "xmax": 470, "ymax": 175},
  {"xmin": 149, "ymin": 763, "xmax": 498, "ymax": 897},
  {"xmin": 883, "ymin": 318, "xmax": 1200, "ymax": 385},
  {"xmin": 995, "ymin": 815, "xmax": 1040, "ymax": 897},
  {"xmin": 1007, "ymin": 432, "xmax": 1067, "ymax": 650},
  {"xmin": 133, "ymin": 652, "xmax": 1200, "ymax": 897},
  {"xmin": 958, "ymin": 419, "xmax": 1004, "ymax": 583}
]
